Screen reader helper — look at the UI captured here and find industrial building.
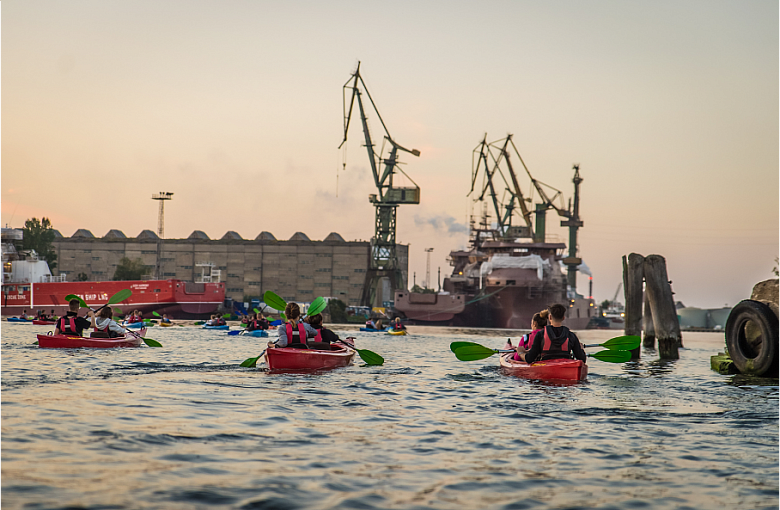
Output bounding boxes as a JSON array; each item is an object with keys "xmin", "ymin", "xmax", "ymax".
[{"xmin": 50, "ymin": 229, "xmax": 409, "ymax": 306}]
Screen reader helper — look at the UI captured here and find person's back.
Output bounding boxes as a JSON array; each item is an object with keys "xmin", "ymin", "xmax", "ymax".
[
  {"xmin": 92, "ymin": 307, "xmax": 125, "ymax": 338},
  {"xmin": 54, "ymin": 299, "xmax": 93, "ymax": 337},
  {"xmin": 523, "ymin": 304, "xmax": 586, "ymax": 364},
  {"xmin": 273, "ymin": 303, "xmax": 317, "ymax": 348},
  {"xmin": 306, "ymin": 313, "xmax": 339, "ymax": 348}
]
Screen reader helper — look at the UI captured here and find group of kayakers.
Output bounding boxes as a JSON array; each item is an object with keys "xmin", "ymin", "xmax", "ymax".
[
  {"xmin": 125, "ymin": 310, "xmax": 145, "ymax": 324},
  {"xmin": 242, "ymin": 313, "xmax": 269, "ymax": 331},
  {"xmin": 364, "ymin": 317, "xmax": 406, "ymax": 331},
  {"xmin": 17, "ymin": 309, "xmax": 57, "ymax": 321},
  {"xmin": 205, "ymin": 315, "xmax": 227, "ymax": 327},
  {"xmin": 507, "ymin": 303, "xmax": 587, "ymax": 363}
]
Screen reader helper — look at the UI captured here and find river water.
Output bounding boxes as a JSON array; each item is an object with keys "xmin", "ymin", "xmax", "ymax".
[{"xmin": 1, "ymin": 324, "xmax": 777, "ymax": 510}]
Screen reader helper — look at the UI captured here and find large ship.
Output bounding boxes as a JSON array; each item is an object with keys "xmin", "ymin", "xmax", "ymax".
[
  {"xmin": 2, "ymin": 229, "xmax": 224, "ymax": 319},
  {"xmin": 394, "ymin": 135, "xmax": 596, "ymax": 330}
]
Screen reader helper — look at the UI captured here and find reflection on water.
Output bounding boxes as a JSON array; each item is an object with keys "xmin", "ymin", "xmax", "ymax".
[{"xmin": 1, "ymin": 326, "xmax": 777, "ymax": 510}]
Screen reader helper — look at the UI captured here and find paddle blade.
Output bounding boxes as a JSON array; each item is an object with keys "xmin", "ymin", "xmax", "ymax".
[
  {"xmin": 450, "ymin": 341, "xmax": 483, "ymax": 353},
  {"xmin": 601, "ymin": 335, "xmax": 641, "ymax": 351},
  {"xmin": 307, "ymin": 297, "xmax": 327, "ymax": 317},
  {"xmin": 108, "ymin": 289, "xmax": 132, "ymax": 305},
  {"xmin": 589, "ymin": 349, "xmax": 632, "ymax": 363},
  {"xmin": 356, "ymin": 349, "xmax": 384, "ymax": 366},
  {"xmin": 263, "ymin": 291, "xmax": 287, "ymax": 312},
  {"xmin": 152, "ymin": 311, "xmax": 161, "ymax": 317},
  {"xmin": 451, "ymin": 342, "xmax": 498, "ymax": 361},
  {"xmin": 65, "ymin": 294, "xmax": 88, "ymax": 308},
  {"xmin": 253, "ymin": 308, "xmax": 260, "ymax": 314},
  {"xmin": 227, "ymin": 330, "xmax": 241, "ymax": 336},
  {"xmin": 113, "ymin": 307, "xmax": 122, "ymax": 314},
  {"xmin": 142, "ymin": 338, "xmax": 162, "ymax": 347},
  {"xmin": 240, "ymin": 350, "xmax": 266, "ymax": 368},
  {"xmin": 222, "ymin": 313, "xmax": 232, "ymax": 319},
  {"xmin": 280, "ymin": 312, "xmax": 287, "ymax": 322}
]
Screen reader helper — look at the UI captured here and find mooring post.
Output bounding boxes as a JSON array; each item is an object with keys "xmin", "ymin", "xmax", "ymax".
[
  {"xmin": 644, "ymin": 254, "xmax": 681, "ymax": 359},
  {"xmin": 622, "ymin": 253, "xmax": 644, "ymax": 359},
  {"xmin": 643, "ymin": 291, "xmax": 656, "ymax": 348}
]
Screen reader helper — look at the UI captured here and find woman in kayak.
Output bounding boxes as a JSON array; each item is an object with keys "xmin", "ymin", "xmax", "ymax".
[
  {"xmin": 161, "ymin": 314, "xmax": 172, "ymax": 324},
  {"xmin": 517, "ymin": 303, "xmax": 587, "ymax": 364},
  {"xmin": 508, "ymin": 310, "xmax": 549, "ymax": 360},
  {"xmin": 392, "ymin": 317, "xmax": 406, "ymax": 331},
  {"xmin": 270, "ymin": 302, "xmax": 317, "ymax": 348},
  {"xmin": 91, "ymin": 307, "xmax": 126, "ymax": 338}
]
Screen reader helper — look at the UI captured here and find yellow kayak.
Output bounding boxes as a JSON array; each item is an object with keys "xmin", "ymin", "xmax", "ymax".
[
  {"xmin": 160, "ymin": 322, "xmax": 175, "ymax": 327},
  {"xmin": 387, "ymin": 329, "xmax": 408, "ymax": 336}
]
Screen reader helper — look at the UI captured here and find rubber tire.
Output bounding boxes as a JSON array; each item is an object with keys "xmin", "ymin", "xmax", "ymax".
[{"xmin": 725, "ymin": 300, "xmax": 778, "ymax": 376}]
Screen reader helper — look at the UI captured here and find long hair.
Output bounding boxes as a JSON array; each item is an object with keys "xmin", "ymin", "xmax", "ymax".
[
  {"xmin": 285, "ymin": 302, "xmax": 300, "ymax": 321},
  {"xmin": 532, "ymin": 309, "xmax": 549, "ymax": 329}
]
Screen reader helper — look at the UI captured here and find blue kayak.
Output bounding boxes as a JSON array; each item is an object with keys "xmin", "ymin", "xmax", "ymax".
[
  {"xmin": 203, "ymin": 325, "xmax": 229, "ymax": 330},
  {"xmin": 359, "ymin": 327, "xmax": 389, "ymax": 332},
  {"xmin": 123, "ymin": 322, "xmax": 147, "ymax": 329},
  {"xmin": 243, "ymin": 329, "xmax": 268, "ymax": 337},
  {"xmin": 6, "ymin": 317, "xmax": 32, "ymax": 322}
]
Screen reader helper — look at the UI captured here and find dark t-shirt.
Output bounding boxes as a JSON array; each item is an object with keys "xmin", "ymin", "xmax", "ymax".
[
  {"xmin": 314, "ymin": 326, "xmax": 339, "ymax": 344},
  {"xmin": 57, "ymin": 311, "xmax": 91, "ymax": 336},
  {"xmin": 524, "ymin": 325, "xmax": 587, "ymax": 363}
]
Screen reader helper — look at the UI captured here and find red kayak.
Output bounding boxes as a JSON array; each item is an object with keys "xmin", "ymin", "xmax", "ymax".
[
  {"xmin": 37, "ymin": 327, "xmax": 146, "ymax": 349},
  {"xmin": 265, "ymin": 343, "xmax": 355, "ymax": 371},
  {"xmin": 499, "ymin": 353, "xmax": 588, "ymax": 381},
  {"xmin": 32, "ymin": 320, "xmax": 56, "ymax": 325}
]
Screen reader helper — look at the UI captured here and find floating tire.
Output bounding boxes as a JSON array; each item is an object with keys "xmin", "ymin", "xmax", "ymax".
[{"xmin": 725, "ymin": 300, "xmax": 778, "ymax": 376}]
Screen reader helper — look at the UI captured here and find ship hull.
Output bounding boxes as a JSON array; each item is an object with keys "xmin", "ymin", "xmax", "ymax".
[{"xmin": 1, "ymin": 279, "xmax": 224, "ymax": 319}]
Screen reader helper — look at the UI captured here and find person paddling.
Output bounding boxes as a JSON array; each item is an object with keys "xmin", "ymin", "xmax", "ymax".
[
  {"xmin": 305, "ymin": 313, "xmax": 340, "ymax": 348},
  {"xmin": 90, "ymin": 306, "xmax": 125, "ymax": 338},
  {"xmin": 269, "ymin": 302, "xmax": 317, "ymax": 349},
  {"xmin": 392, "ymin": 317, "xmax": 406, "ymax": 331},
  {"xmin": 517, "ymin": 303, "xmax": 586, "ymax": 364},
  {"xmin": 54, "ymin": 299, "xmax": 93, "ymax": 337},
  {"xmin": 507, "ymin": 310, "xmax": 549, "ymax": 360},
  {"xmin": 161, "ymin": 314, "xmax": 172, "ymax": 324}
]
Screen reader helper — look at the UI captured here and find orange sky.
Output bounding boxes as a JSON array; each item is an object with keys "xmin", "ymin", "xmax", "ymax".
[{"xmin": 2, "ymin": 0, "xmax": 778, "ymax": 308}]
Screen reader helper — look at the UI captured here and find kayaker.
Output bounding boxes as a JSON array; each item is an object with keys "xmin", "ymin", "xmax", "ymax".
[
  {"xmin": 365, "ymin": 319, "xmax": 376, "ymax": 330},
  {"xmin": 509, "ymin": 310, "xmax": 550, "ymax": 360},
  {"xmin": 518, "ymin": 303, "xmax": 587, "ymax": 364},
  {"xmin": 246, "ymin": 314, "xmax": 268, "ymax": 332},
  {"xmin": 257, "ymin": 315, "xmax": 269, "ymax": 330},
  {"xmin": 306, "ymin": 313, "xmax": 339, "ymax": 345},
  {"xmin": 90, "ymin": 307, "xmax": 125, "ymax": 338},
  {"xmin": 54, "ymin": 299, "xmax": 93, "ymax": 337},
  {"xmin": 392, "ymin": 317, "xmax": 406, "ymax": 331},
  {"xmin": 161, "ymin": 314, "xmax": 172, "ymax": 324},
  {"xmin": 270, "ymin": 302, "xmax": 317, "ymax": 348}
]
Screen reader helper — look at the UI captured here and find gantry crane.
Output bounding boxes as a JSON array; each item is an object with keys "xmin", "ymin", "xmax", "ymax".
[{"xmin": 339, "ymin": 62, "xmax": 421, "ymax": 306}]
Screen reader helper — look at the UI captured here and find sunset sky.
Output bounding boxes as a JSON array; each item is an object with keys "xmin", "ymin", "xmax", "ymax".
[{"xmin": 2, "ymin": 0, "xmax": 777, "ymax": 308}]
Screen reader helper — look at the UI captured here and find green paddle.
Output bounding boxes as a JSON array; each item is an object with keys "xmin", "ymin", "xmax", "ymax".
[
  {"xmin": 583, "ymin": 336, "xmax": 640, "ymax": 350},
  {"xmin": 263, "ymin": 290, "xmax": 287, "ymax": 311},
  {"xmin": 450, "ymin": 341, "xmax": 631, "ymax": 363},
  {"xmin": 307, "ymin": 296, "xmax": 327, "ymax": 317},
  {"xmin": 338, "ymin": 338, "xmax": 384, "ymax": 365},
  {"xmin": 240, "ymin": 350, "xmax": 266, "ymax": 368},
  {"xmin": 123, "ymin": 327, "xmax": 162, "ymax": 347},
  {"xmin": 64, "ymin": 294, "xmax": 88, "ymax": 308}
]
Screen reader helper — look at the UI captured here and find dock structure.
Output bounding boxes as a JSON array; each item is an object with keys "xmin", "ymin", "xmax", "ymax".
[
  {"xmin": 51, "ymin": 230, "xmax": 409, "ymax": 307},
  {"xmin": 623, "ymin": 253, "xmax": 682, "ymax": 360}
]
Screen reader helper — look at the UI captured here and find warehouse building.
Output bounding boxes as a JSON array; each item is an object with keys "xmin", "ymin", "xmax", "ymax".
[{"xmin": 51, "ymin": 229, "xmax": 409, "ymax": 306}]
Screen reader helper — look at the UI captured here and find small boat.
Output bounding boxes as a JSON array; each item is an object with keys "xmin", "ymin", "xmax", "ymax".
[
  {"xmin": 37, "ymin": 327, "xmax": 147, "ymax": 349},
  {"xmin": 386, "ymin": 329, "xmax": 407, "ymax": 336},
  {"xmin": 6, "ymin": 317, "xmax": 33, "ymax": 323},
  {"xmin": 499, "ymin": 353, "xmax": 588, "ymax": 381},
  {"xmin": 203, "ymin": 324, "xmax": 229, "ymax": 330},
  {"xmin": 359, "ymin": 327, "xmax": 388, "ymax": 332},
  {"xmin": 32, "ymin": 320, "xmax": 57, "ymax": 325},
  {"xmin": 123, "ymin": 321, "xmax": 147, "ymax": 329},
  {"xmin": 160, "ymin": 322, "xmax": 175, "ymax": 327},
  {"xmin": 242, "ymin": 329, "xmax": 268, "ymax": 337},
  {"xmin": 265, "ymin": 343, "xmax": 355, "ymax": 371}
]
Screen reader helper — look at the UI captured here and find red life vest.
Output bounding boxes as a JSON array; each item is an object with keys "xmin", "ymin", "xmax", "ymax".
[
  {"xmin": 313, "ymin": 327, "xmax": 323, "ymax": 342},
  {"xmin": 94, "ymin": 319, "xmax": 110, "ymax": 333},
  {"xmin": 58, "ymin": 317, "xmax": 77, "ymax": 335},
  {"xmin": 540, "ymin": 325, "xmax": 571, "ymax": 360},
  {"xmin": 285, "ymin": 322, "xmax": 308, "ymax": 346}
]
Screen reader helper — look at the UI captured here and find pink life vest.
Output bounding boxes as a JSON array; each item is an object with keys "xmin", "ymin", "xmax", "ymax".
[
  {"xmin": 313, "ymin": 328, "xmax": 323, "ymax": 342},
  {"xmin": 58, "ymin": 317, "xmax": 77, "ymax": 335},
  {"xmin": 285, "ymin": 322, "xmax": 308, "ymax": 346},
  {"xmin": 522, "ymin": 328, "xmax": 543, "ymax": 350}
]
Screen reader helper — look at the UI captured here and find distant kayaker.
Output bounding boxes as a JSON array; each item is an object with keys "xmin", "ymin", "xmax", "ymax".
[
  {"xmin": 246, "ymin": 313, "xmax": 268, "ymax": 332},
  {"xmin": 90, "ymin": 307, "xmax": 125, "ymax": 338},
  {"xmin": 518, "ymin": 304, "xmax": 586, "ymax": 364},
  {"xmin": 270, "ymin": 302, "xmax": 317, "ymax": 348},
  {"xmin": 306, "ymin": 313, "xmax": 339, "ymax": 345},
  {"xmin": 392, "ymin": 317, "xmax": 406, "ymax": 331},
  {"xmin": 161, "ymin": 314, "xmax": 172, "ymax": 324},
  {"xmin": 54, "ymin": 299, "xmax": 92, "ymax": 337}
]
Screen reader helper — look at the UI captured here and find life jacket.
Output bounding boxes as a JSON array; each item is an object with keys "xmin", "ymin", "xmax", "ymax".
[
  {"xmin": 540, "ymin": 325, "xmax": 572, "ymax": 360},
  {"xmin": 58, "ymin": 317, "xmax": 77, "ymax": 335},
  {"xmin": 313, "ymin": 327, "xmax": 323, "ymax": 342},
  {"xmin": 393, "ymin": 322, "xmax": 403, "ymax": 330},
  {"xmin": 522, "ymin": 328, "xmax": 542, "ymax": 350},
  {"xmin": 285, "ymin": 322, "xmax": 308, "ymax": 347},
  {"xmin": 94, "ymin": 320, "xmax": 110, "ymax": 333}
]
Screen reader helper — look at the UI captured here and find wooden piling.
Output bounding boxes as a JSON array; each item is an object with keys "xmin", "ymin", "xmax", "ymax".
[
  {"xmin": 643, "ymin": 254, "xmax": 682, "ymax": 359},
  {"xmin": 622, "ymin": 253, "xmax": 644, "ymax": 359},
  {"xmin": 643, "ymin": 291, "xmax": 655, "ymax": 348}
]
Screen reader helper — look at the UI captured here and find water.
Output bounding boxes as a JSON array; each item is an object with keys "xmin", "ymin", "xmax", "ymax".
[{"xmin": 2, "ymin": 324, "xmax": 777, "ymax": 510}]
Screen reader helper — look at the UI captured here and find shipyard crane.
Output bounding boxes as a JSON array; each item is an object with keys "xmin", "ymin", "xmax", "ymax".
[
  {"xmin": 339, "ymin": 62, "xmax": 421, "ymax": 306},
  {"xmin": 469, "ymin": 134, "xmax": 534, "ymax": 241},
  {"xmin": 491, "ymin": 135, "xmax": 584, "ymax": 292}
]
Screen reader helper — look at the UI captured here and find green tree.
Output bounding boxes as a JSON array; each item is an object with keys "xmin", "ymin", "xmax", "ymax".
[
  {"xmin": 325, "ymin": 299, "xmax": 348, "ymax": 323},
  {"xmin": 773, "ymin": 257, "xmax": 778, "ymax": 277},
  {"xmin": 22, "ymin": 217, "xmax": 57, "ymax": 270},
  {"xmin": 113, "ymin": 257, "xmax": 149, "ymax": 281},
  {"xmin": 76, "ymin": 272, "xmax": 89, "ymax": 281}
]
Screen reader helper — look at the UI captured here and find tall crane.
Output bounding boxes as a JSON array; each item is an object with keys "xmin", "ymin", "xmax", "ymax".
[
  {"xmin": 339, "ymin": 62, "xmax": 421, "ymax": 306},
  {"xmin": 152, "ymin": 192, "xmax": 173, "ymax": 280}
]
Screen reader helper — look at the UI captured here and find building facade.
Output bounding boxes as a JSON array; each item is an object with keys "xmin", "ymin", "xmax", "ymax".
[{"xmin": 51, "ymin": 229, "xmax": 409, "ymax": 306}]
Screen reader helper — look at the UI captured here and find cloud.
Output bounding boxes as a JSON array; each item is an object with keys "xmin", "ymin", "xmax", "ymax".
[{"xmin": 414, "ymin": 214, "xmax": 469, "ymax": 236}]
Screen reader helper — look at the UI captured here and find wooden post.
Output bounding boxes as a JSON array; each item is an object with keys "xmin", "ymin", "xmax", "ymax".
[
  {"xmin": 644, "ymin": 254, "xmax": 681, "ymax": 359},
  {"xmin": 623, "ymin": 253, "xmax": 644, "ymax": 359},
  {"xmin": 643, "ymin": 291, "xmax": 655, "ymax": 348}
]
